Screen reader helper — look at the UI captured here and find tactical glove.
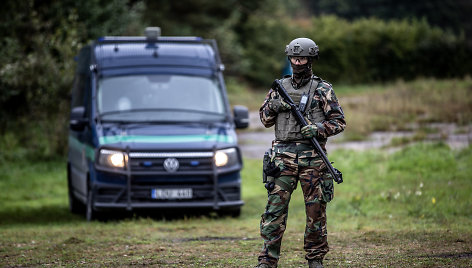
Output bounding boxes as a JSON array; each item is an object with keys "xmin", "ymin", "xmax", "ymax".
[
  {"xmin": 265, "ymin": 181, "xmax": 275, "ymax": 192},
  {"xmin": 301, "ymin": 124, "xmax": 318, "ymax": 139},
  {"xmin": 268, "ymin": 99, "xmax": 291, "ymax": 113}
]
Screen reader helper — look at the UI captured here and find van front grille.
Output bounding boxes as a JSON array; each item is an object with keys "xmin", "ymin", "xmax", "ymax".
[{"xmin": 128, "ymin": 151, "xmax": 214, "ymax": 173}]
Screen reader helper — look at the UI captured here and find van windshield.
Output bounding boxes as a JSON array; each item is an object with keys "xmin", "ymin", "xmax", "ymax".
[{"xmin": 97, "ymin": 74, "xmax": 226, "ymax": 122}]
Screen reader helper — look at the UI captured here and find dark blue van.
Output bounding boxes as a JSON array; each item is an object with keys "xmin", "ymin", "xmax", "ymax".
[{"xmin": 67, "ymin": 27, "xmax": 249, "ymax": 221}]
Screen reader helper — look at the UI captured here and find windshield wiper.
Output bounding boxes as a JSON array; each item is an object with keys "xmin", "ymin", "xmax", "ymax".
[
  {"xmin": 100, "ymin": 120, "xmax": 228, "ymax": 136},
  {"xmin": 101, "ymin": 119, "xmax": 224, "ymax": 125},
  {"xmin": 100, "ymin": 108, "xmax": 225, "ymax": 117}
]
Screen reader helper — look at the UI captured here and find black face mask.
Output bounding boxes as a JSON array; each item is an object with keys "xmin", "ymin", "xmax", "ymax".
[
  {"xmin": 291, "ymin": 56, "xmax": 313, "ymax": 76},
  {"xmin": 291, "ymin": 63, "xmax": 311, "ymax": 76},
  {"xmin": 291, "ymin": 60, "xmax": 313, "ymax": 87}
]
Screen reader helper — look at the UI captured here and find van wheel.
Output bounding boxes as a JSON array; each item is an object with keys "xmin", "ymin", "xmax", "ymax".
[
  {"xmin": 229, "ymin": 208, "xmax": 241, "ymax": 218},
  {"xmin": 69, "ymin": 187, "xmax": 85, "ymax": 214},
  {"xmin": 68, "ymin": 167, "xmax": 84, "ymax": 214},
  {"xmin": 86, "ymin": 188, "xmax": 99, "ymax": 221}
]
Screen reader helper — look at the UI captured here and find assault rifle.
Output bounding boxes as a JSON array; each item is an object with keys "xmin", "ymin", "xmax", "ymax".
[{"xmin": 271, "ymin": 79, "xmax": 343, "ymax": 184}]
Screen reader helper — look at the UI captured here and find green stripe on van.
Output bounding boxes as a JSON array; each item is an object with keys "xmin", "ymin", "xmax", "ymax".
[
  {"xmin": 99, "ymin": 134, "xmax": 235, "ymax": 145},
  {"xmin": 68, "ymin": 136, "xmax": 96, "ymax": 161}
]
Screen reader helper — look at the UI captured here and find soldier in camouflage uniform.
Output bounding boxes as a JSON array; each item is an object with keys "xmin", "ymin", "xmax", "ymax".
[{"xmin": 256, "ymin": 38, "xmax": 346, "ymax": 268}]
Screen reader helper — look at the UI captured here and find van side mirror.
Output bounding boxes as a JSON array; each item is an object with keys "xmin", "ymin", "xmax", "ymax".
[
  {"xmin": 70, "ymin": 106, "xmax": 88, "ymax": 131},
  {"xmin": 233, "ymin": 105, "xmax": 249, "ymax": 129}
]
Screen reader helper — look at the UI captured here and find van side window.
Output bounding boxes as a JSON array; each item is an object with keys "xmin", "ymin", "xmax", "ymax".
[
  {"xmin": 71, "ymin": 74, "xmax": 86, "ymax": 108},
  {"xmin": 71, "ymin": 46, "xmax": 91, "ymax": 109}
]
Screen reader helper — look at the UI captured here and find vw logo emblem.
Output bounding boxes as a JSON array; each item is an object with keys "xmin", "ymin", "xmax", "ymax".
[{"xmin": 163, "ymin": 158, "xmax": 179, "ymax": 173}]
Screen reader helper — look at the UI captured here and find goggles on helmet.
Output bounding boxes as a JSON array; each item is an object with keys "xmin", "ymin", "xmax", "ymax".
[{"xmin": 289, "ymin": 56, "xmax": 309, "ymax": 65}]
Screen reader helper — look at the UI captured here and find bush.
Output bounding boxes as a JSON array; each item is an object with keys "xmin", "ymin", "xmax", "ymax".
[
  {"xmin": 239, "ymin": 15, "xmax": 471, "ymax": 85},
  {"xmin": 308, "ymin": 16, "xmax": 471, "ymax": 83},
  {"xmin": 238, "ymin": 3, "xmax": 303, "ymax": 85},
  {"xmin": 0, "ymin": 0, "xmax": 142, "ymax": 159}
]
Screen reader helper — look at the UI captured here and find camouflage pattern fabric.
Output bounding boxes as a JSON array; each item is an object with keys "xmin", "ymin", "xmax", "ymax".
[
  {"xmin": 258, "ymin": 142, "xmax": 333, "ymax": 266},
  {"xmin": 258, "ymin": 75, "xmax": 344, "ymax": 266}
]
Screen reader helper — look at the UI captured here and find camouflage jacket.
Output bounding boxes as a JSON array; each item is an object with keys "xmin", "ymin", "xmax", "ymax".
[{"xmin": 259, "ymin": 76, "xmax": 346, "ymax": 142}]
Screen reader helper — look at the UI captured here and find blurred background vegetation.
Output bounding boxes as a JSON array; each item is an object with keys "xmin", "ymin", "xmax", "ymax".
[{"xmin": 1, "ymin": 0, "xmax": 471, "ymax": 160}]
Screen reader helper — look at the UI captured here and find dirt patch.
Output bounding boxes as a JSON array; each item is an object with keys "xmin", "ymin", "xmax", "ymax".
[
  {"xmin": 62, "ymin": 237, "xmax": 84, "ymax": 244},
  {"xmin": 421, "ymin": 252, "xmax": 472, "ymax": 259},
  {"xmin": 174, "ymin": 236, "xmax": 257, "ymax": 242}
]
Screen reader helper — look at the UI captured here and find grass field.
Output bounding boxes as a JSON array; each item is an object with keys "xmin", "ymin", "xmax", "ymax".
[{"xmin": 1, "ymin": 143, "xmax": 471, "ymax": 267}]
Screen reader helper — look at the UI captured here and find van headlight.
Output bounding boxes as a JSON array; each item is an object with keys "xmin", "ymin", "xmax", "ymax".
[
  {"xmin": 214, "ymin": 148, "xmax": 238, "ymax": 167},
  {"xmin": 98, "ymin": 149, "xmax": 126, "ymax": 169}
]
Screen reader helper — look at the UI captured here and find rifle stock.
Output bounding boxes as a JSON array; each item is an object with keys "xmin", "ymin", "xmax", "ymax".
[{"xmin": 271, "ymin": 80, "xmax": 343, "ymax": 184}]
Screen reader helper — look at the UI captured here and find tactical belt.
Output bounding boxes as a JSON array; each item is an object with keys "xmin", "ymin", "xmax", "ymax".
[
  {"xmin": 275, "ymin": 139, "xmax": 310, "ymax": 144},
  {"xmin": 275, "ymin": 139, "xmax": 326, "ymax": 146}
]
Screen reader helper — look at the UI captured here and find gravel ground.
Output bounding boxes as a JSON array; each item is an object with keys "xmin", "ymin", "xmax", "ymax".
[{"xmin": 237, "ymin": 112, "xmax": 472, "ymax": 159}]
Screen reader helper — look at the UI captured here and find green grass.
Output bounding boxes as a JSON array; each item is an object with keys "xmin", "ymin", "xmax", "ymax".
[{"xmin": 1, "ymin": 143, "xmax": 471, "ymax": 267}]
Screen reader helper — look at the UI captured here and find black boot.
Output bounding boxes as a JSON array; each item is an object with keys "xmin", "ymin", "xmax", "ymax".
[{"xmin": 308, "ymin": 259, "xmax": 323, "ymax": 268}]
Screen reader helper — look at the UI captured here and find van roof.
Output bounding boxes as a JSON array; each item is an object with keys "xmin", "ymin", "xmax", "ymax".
[{"xmin": 92, "ymin": 37, "xmax": 222, "ymax": 72}]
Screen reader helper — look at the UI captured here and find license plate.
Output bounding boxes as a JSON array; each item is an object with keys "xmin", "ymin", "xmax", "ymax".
[{"xmin": 151, "ymin": 188, "xmax": 193, "ymax": 199}]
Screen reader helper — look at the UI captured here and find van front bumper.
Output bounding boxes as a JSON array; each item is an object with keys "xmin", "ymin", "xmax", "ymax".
[
  {"xmin": 90, "ymin": 176, "xmax": 243, "ymax": 211},
  {"xmin": 94, "ymin": 200, "xmax": 244, "ymax": 209},
  {"xmin": 92, "ymin": 149, "xmax": 244, "ymax": 211}
]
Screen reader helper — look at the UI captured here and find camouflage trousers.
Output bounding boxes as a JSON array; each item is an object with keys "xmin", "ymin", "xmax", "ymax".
[{"xmin": 258, "ymin": 142, "xmax": 334, "ymax": 266}]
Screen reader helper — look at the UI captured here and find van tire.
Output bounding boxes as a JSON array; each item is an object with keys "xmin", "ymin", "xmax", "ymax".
[
  {"xmin": 69, "ymin": 188, "xmax": 85, "ymax": 214},
  {"xmin": 86, "ymin": 188, "xmax": 99, "ymax": 221},
  {"xmin": 68, "ymin": 165, "xmax": 85, "ymax": 214},
  {"xmin": 230, "ymin": 208, "xmax": 241, "ymax": 218}
]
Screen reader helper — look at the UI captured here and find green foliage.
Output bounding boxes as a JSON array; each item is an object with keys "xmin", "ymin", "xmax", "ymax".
[
  {"xmin": 238, "ymin": 2, "xmax": 302, "ymax": 84},
  {"xmin": 141, "ymin": 0, "xmax": 246, "ymax": 75},
  {"xmin": 0, "ymin": 0, "xmax": 143, "ymax": 158},
  {"xmin": 309, "ymin": 16, "xmax": 471, "ymax": 83},
  {"xmin": 229, "ymin": 9, "xmax": 471, "ymax": 85},
  {"xmin": 0, "ymin": 4, "xmax": 80, "ymax": 157},
  {"xmin": 1, "ymin": 0, "xmax": 471, "ymax": 159},
  {"xmin": 306, "ymin": 0, "xmax": 472, "ymax": 39}
]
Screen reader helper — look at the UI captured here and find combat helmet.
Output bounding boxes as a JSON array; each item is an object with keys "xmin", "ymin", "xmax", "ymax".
[{"xmin": 285, "ymin": 38, "xmax": 319, "ymax": 60}]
